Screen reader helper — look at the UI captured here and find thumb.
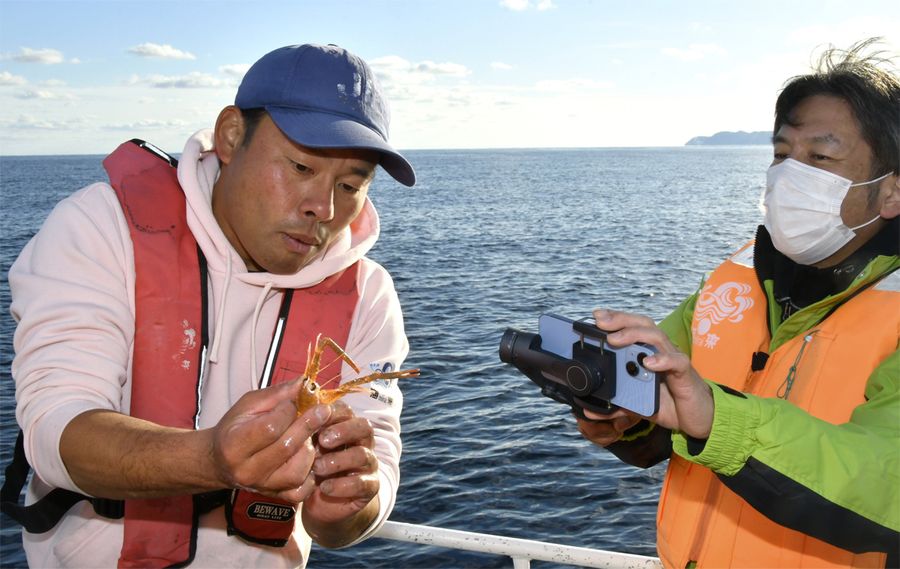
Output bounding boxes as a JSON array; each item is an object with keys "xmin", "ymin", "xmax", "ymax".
[{"xmin": 239, "ymin": 379, "xmax": 303, "ymax": 416}]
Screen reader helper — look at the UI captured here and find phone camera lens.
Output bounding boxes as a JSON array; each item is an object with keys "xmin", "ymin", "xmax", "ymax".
[
  {"xmin": 637, "ymin": 352, "xmax": 648, "ymax": 367},
  {"xmin": 625, "ymin": 361, "xmax": 640, "ymax": 377}
]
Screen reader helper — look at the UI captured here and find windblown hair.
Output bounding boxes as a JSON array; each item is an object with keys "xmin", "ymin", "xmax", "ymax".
[{"xmin": 774, "ymin": 38, "xmax": 900, "ymax": 177}]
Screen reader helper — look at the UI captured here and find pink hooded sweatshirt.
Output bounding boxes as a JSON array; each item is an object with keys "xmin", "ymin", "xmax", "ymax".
[{"xmin": 9, "ymin": 130, "xmax": 408, "ymax": 568}]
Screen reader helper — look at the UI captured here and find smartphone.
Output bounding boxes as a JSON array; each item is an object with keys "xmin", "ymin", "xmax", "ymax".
[{"xmin": 538, "ymin": 313, "xmax": 660, "ymax": 416}]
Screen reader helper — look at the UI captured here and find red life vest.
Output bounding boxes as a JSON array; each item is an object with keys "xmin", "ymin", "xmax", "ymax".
[
  {"xmin": 656, "ymin": 243, "xmax": 897, "ymax": 568},
  {"xmin": 104, "ymin": 140, "xmax": 361, "ymax": 568}
]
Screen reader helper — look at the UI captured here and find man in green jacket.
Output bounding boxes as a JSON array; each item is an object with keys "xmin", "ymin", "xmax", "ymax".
[{"xmin": 577, "ymin": 38, "xmax": 899, "ymax": 567}]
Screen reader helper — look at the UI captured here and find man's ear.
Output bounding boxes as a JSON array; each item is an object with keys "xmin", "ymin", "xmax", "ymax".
[
  {"xmin": 880, "ymin": 174, "xmax": 900, "ymax": 219},
  {"xmin": 214, "ymin": 106, "xmax": 245, "ymax": 165}
]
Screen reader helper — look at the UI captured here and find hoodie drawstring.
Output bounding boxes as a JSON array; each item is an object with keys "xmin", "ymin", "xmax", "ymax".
[{"xmin": 208, "ymin": 254, "xmax": 232, "ymax": 364}]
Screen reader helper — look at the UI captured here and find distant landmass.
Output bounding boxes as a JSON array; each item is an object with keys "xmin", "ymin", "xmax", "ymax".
[{"xmin": 685, "ymin": 130, "xmax": 772, "ymax": 146}]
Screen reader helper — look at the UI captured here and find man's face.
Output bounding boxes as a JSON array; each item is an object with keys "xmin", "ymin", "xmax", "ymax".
[
  {"xmin": 771, "ymin": 94, "xmax": 897, "ymax": 267},
  {"xmin": 212, "ymin": 110, "xmax": 377, "ymax": 274}
]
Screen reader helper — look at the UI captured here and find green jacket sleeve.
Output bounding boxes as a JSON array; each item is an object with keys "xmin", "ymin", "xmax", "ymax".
[{"xmin": 672, "ymin": 348, "xmax": 900, "ymax": 554}]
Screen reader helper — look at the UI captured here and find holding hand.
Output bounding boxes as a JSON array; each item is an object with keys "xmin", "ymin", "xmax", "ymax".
[
  {"xmin": 302, "ymin": 401, "xmax": 381, "ymax": 547},
  {"xmin": 211, "ymin": 380, "xmax": 332, "ymax": 504},
  {"xmin": 576, "ymin": 409, "xmax": 643, "ymax": 447},
  {"xmin": 576, "ymin": 308, "xmax": 715, "ymax": 445}
]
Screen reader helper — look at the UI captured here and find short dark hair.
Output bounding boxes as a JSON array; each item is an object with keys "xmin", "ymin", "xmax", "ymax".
[
  {"xmin": 239, "ymin": 107, "xmax": 268, "ymax": 148},
  {"xmin": 774, "ymin": 37, "xmax": 900, "ymax": 177}
]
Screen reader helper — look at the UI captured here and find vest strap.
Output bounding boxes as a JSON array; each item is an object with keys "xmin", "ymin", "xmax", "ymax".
[{"xmin": 0, "ymin": 430, "xmax": 92, "ymax": 533}]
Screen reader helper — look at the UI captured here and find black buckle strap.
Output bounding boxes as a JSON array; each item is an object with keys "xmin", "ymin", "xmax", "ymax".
[
  {"xmin": 194, "ymin": 489, "xmax": 229, "ymax": 515},
  {"xmin": 91, "ymin": 497, "xmax": 124, "ymax": 519},
  {"xmin": 2, "ymin": 429, "xmax": 227, "ymax": 533},
  {"xmin": 1, "ymin": 430, "xmax": 97, "ymax": 533}
]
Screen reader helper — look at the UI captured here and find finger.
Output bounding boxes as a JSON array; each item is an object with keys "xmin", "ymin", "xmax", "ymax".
[
  {"xmin": 642, "ymin": 349, "xmax": 690, "ymax": 370},
  {"xmin": 317, "ymin": 417, "xmax": 375, "ymax": 451},
  {"xmin": 233, "ymin": 405, "xmax": 332, "ymax": 488},
  {"xmin": 593, "ymin": 308, "xmax": 656, "ymax": 332},
  {"xmin": 258, "ymin": 438, "xmax": 318, "ymax": 492},
  {"xmin": 323, "ymin": 401, "xmax": 354, "ymax": 426},
  {"xmin": 582, "ymin": 408, "xmax": 631, "ymax": 421},
  {"xmin": 575, "ymin": 419, "xmax": 621, "ymax": 446},
  {"xmin": 575, "ymin": 417, "xmax": 618, "ymax": 437},
  {"xmin": 604, "ymin": 324, "xmax": 672, "ymax": 351},
  {"xmin": 216, "ymin": 399, "xmax": 299, "ymax": 474},
  {"xmin": 274, "ymin": 472, "xmax": 317, "ymax": 504},
  {"xmin": 240, "ymin": 379, "xmax": 304, "ymax": 417},
  {"xmin": 219, "ymin": 380, "xmax": 305, "ymax": 450},
  {"xmin": 313, "ymin": 445, "xmax": 377, "ymax": 479},
  {"xmin": 317, "ymin": 472, "xmax": 379, "ymax": 500}
]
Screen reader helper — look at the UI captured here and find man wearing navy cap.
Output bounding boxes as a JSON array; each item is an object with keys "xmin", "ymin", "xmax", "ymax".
[{"xmin": 6, "ymin": 43, "xmax": 416, "ymax": 568}]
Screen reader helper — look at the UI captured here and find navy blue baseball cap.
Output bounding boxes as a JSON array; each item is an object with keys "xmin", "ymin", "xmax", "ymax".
[{"xmin": 236, "ymin": 43, "xmax": 415, "ymax": 187}]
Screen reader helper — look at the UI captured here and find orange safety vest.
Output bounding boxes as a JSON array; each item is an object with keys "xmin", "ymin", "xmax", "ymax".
[
  {"xmin": 656, "ymin": 243, "xmax": 897, "ymax": 568},
  {"xmin": 104, "ymin": 140, "xmax": 361, "ymax": 568}
]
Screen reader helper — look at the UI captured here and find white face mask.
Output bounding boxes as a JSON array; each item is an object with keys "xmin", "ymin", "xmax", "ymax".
[{"xmin": 761, "ymin": 158, "xmax": 889, "ymax": 265}]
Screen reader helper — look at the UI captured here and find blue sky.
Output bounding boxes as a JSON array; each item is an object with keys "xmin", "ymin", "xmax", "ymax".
[{"xmin": 1, "ymin": 0, "xmax": 897, "ymax": 155}]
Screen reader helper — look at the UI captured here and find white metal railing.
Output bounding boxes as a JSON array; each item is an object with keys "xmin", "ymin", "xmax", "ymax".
[{"xmin": 373, "ymin": 521, "xmax": 663, "ymax": 569}]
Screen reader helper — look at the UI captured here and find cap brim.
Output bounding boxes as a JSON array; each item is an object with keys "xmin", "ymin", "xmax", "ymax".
[{"xmin": 267, "ymin": 106, "xmax": 416, "ymax": 187}]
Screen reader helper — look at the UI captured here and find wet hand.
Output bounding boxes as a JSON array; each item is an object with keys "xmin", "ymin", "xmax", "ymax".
[
  {"xmin": 211, "ymin": 380, "xmax": 332, "ymax": 503},
  {"xmin": 303, "ymin": 402, "xmax": 380, "ymax": 524}
]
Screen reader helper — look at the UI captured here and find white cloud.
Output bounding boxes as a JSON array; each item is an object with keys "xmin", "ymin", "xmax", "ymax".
[
  {"xmin": 370, "ymin": 55, "xmax": 471, "ymax": 91},
  {"xmin": 129, "ymin": 72, "xmax": 234, "ymax": 89},
  {"xmin": 491, "ymin": 61, "xmax": 514, "ymax": 70},
  {"xmin": 220, "ymin": 64, "xmax": 251, "ymax": 77},
  {"xmin": 128, "ymin": 43, "xmax": 197, "ymax": 60},
  {"xmin": 500, "ymin": 0, "xmax": 529, "ymax": 10},
  {"xmin": 0, "ymin": 71, "xmax": 27, "ymax": 86},
  {"xmin": 40, "ymin": 79, "xmax": 67, "ymax": 87},
  {"xmin": 499, "ymin": 0, "xmax": 555, "ymax": 11},
  {"xmin": 661, "ymin": 43, "xmax": 727, "ymax": 62},
  {"xmin": 103, "ymin": 119, "xmax": 190, "ymax": 131},
  {"xmin": 414, "ymin": 60, "xmax": 470, "ymax": 76},
  {"xmin": 535, "ymin": 78, "xmax": 612, "ymax": 92},
  {"xmin": 1, "ymin": 114, "xmax": 87, "ymax": 130},
  {"xmin": 13, "ymin": 89, "xmax": 76, "ymax": 101},
  {"xmin": 5, "ymin": 47, "xmax": 65, "ymax": 64}
]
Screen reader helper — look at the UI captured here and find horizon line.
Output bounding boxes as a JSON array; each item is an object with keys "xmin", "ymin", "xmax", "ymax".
[{"xmin": 0, "ymin": 143, "xmax": 773, "ymax": 158}]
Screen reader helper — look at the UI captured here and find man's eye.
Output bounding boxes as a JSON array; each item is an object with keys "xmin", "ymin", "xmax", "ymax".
[
  {"xmin": 811, "ymin": 154, "xmax": 831, "ymax": 161},
  {"xmin": 338, "ymin": 183, "xmax": 361, "ymax": 194},
  {"xmin": 293, "ymin": 161, "xmax": 311, "ymax": 173}
]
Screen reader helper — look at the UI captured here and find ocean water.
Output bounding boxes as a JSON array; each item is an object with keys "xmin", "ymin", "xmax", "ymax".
[{"xmin": 0, "ymin": 146, "xmax": 772, "ymax": 567}]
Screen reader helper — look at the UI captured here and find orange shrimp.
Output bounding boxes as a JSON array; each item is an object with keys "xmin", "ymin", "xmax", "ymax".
[{"xmin": 295, "ymin": 334, "xmax": 419, "ymax": 414}]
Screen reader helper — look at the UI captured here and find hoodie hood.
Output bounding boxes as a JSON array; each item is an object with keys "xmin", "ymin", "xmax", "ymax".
[{"xmin": 176, "ymin": 128, "xmax": 381, "ymax": 290}]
